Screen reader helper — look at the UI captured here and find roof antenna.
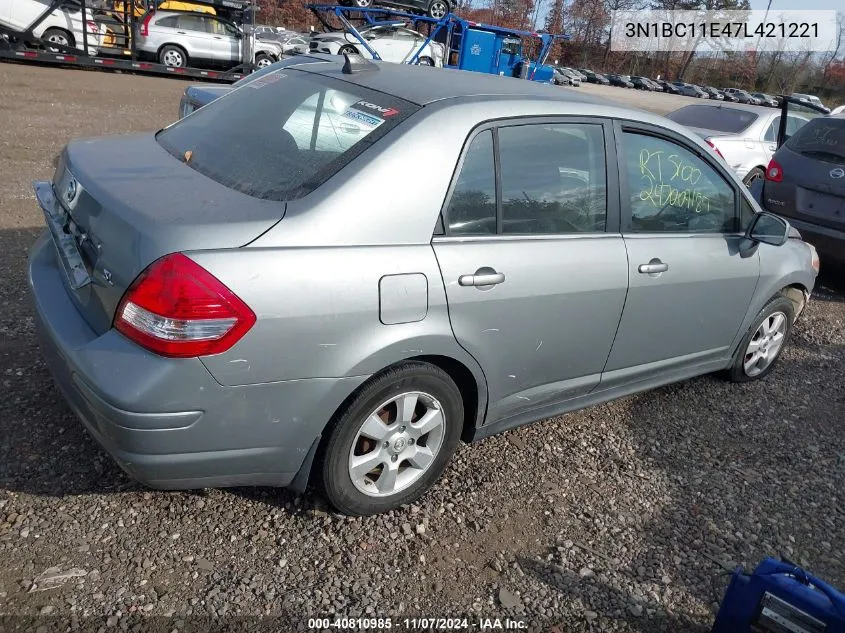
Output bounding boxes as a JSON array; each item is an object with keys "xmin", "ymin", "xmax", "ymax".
[{"xmin": 342, "ymin": 52, "xmax": 378, "ymax": 74}]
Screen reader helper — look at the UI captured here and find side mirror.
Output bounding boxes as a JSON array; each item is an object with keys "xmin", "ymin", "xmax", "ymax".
[
  {"xmin": 750, "ymin": 212, "xmax": 789, "ymax": 246},
  {"xmin": 739, "ymin": 212, "xmax": 789, "ymax": 257}
]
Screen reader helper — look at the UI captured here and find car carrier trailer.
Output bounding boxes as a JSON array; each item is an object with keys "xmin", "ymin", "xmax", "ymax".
[
  {"xmin": 0, "ymin": 0, "xmax": 254, "ymax": 81},
  {"xmin": 305, "ymin": 3, "xmax": 569, "ymax": 82}
]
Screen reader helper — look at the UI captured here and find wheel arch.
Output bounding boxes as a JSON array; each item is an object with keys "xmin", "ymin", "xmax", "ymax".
[
  {"xmin": 294, "ymin": 353, "xmax": 488, "ymax": 493},
  {"xmin": 41, "ymin": 26, "xmax": 75, "ymax": 46},
  {"xmin": 157, "ymin": 42, "xmax": 188, "ymax": 62},
  {"xmin": 779, "ymin": 283, "xmax": 810, "ymax": 321}
]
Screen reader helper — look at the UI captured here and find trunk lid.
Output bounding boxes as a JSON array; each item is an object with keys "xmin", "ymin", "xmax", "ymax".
[{"xmin": 45, "ymin": 133, "xmax": 285, "ymax": 335}]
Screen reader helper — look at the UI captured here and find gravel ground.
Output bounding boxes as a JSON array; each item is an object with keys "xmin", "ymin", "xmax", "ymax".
[{"xmin": 1, "ymin": 62, "xmax": 844, "ymax": 632}]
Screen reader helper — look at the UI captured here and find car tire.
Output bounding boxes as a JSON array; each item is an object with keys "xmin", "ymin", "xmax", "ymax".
[
  {"xmin": 338, "ymin": 44, "xmax": 358, "ymax": 56},
  {"xmin": 42, "ymin": 28, "xmax": 74, "ymax": 52},
  {"xmin": 418, "ymin": 56, "xmax": 435, "ymax": 66},
  {"xmin": 427, "ymin": 0, "xmax": 449, "ymax": 18},
  {"xmin": 725, "ymin": 296, "xmax": 795, "ymax": 383},
  {"xmin": 254, "ymin": 53, "xmax": 272, "ymax": 69},
  {"xmin": 159, "ymin": 44, "xmax": 188, "ymax": 68},
  {"xmin": 742, "ymin": 167, "xmax": 765, "ymax": 188},
  {"xmin": 320, "ymin": 362, "xmax": 464, "ymax": 516}
]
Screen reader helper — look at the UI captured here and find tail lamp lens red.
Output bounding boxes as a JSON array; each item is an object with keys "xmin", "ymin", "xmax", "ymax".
[{"xmin": 114, "ymin": 253, "xmax": 256, "ymax": 358}]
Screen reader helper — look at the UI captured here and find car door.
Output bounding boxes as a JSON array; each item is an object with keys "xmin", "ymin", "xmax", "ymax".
[
  {"xmin": 366, "ymin": 27, "xmax": 401, "ymax": 62},
  {"xmin": 601, "ymin": 121, "xmax": 760, "ymax": 387},
  {"xmin": 174, "ymin": 14, "xmax": 215, "ymax": 61},
  {"xmin": 8, "ymin": 0, "xmax": 47, "ymax": 30},
  {"xmin": 432, "ymin": 119, "xmax": 629, "ymax": 425},
  {"xmin": 392, "ymin": 27, "xmax": 425, "ymax": 62},
  {"xmin": 208, "ymin": 17, "xmax": 240, "ymax": 63}
]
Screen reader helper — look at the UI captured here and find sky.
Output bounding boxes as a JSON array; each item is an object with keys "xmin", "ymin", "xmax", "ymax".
[{"xmin": 748, "ymin": 0, "xmax": 842, "ymax": 10}]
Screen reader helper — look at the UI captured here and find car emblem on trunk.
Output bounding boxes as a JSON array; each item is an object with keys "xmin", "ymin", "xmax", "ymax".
[
  {"xmin": 65, "ymin": 177, "xmax": 78, "ymax": 202},
  {"xmin": 831, "ymin": 168, "xmax": 845, "ymax": 179}
]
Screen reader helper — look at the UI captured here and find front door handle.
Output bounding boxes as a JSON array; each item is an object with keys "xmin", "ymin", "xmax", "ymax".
[
  {"xmin": 638, "ymin": 259, "xmax": 669, "ymax": 274},
  {"xmin": 459, "ymin": 270, "xmax": 505, "ymax": 287}
]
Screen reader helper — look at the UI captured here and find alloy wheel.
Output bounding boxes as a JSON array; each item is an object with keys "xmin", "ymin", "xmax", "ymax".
[
  {"xmin": 348, "ymin": 391, "xmax": 445, "ymax": 497},
  {"xmin": 429, "ymin": 1, "xmax": 448, "ymax": 18},
  {"xmin": 47, "ymin": 33, "xmax": 69, "ymax": 46},
  {"xmin": 744, "ymin": 311, "xmax": 787, "ymax": 377}
]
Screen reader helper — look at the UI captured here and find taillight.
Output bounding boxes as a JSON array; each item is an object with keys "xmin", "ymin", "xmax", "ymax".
[
  {"xmin": 114, "ymin": 253, "xmax": 256, "ymax": 358},
  {"xmin": 765, "ymin": 158, "xmax": 783, "ymax": 182},
  {"xmin": 140, "ymin": 12, "xmax": 154, "ymax": 37},
  {"xmin": 87, "ymin": 20, "xmax": 99, "ymax": 32},
  {"xmin": 705, "ymin": 138, "xmax": 725, "ymax": 160}
]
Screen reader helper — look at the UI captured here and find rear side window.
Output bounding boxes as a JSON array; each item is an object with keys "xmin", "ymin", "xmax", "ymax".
[
  {"xmin": 155, "ymin": 15, "xmax": 178, "ymax": 27},
  {"xmin": 666, "ymin": 105, "xmax": 758, "ymax": 134},
  {"xmin": 622, "ymin": 131, "xmax": 737, "ymax": 233},
  {"xmin": 498, "ymin": 123, "xmax": 607, "ymax": 234},
  {"xmin": 763, "ymin": 117, "xmax": 780, "ymax": 143},
  {"xmin": 156, "ymin": 70, "xmax": 418, "ymax": 200},
  {"xmin": 786, "ymin": 117, "xmax": 845, "ymax": 162},
  {"xmin": 446, "ymin": 130, "xmax": 496, "ymax": 235}
]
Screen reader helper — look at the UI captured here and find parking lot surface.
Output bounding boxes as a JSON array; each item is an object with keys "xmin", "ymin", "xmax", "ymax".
[{"xmin": 1, "ymin": 62, "xmax": 843, "ymax": 631}]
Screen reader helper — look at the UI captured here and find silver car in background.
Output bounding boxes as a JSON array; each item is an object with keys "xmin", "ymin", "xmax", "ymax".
[
  {"xmin": 666, "ymin": 102, "xmax": 809, "ymax": 186},
  {"xmin": 29, "ymin": 56, "xmax": 818, "ymax": 516},
  {"xmin": 309, "ymin": 23, "xmax": 445, "ymax": 66},
  {"xmin": 135, "ymin": 10, "xmax": 282, "ymax": 68}
]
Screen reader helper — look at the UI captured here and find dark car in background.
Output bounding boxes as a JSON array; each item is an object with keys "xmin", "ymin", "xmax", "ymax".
[
  {"xmin": 673, "ymin": 82, "xmax": 708, "ymax": 98},
  {"xmin": 342, "ymin": 0, "xmax": 450, "ymax": 18},
  {"xmin": 760, "ymin": 115, "xmax": 845, "ymax": 266},
  {"xmin": 702, "ymin": 86, "xmax": 724, "ymax": 100},
  {"xmin": 580, "ymin": 69, "xmax": 610, "ymax": 84},
  {"xmin": 654, "ymin": 79, "xmax": 681, "ymax": 94},
  {"xmin": 752, "ymin": 93, "xmax": 779, "ymax": 108},
  {"xmin": 607, "ymin": 73, "xmax": 634, "ymax": 88},
  {"xmin": 724, "ymin": 89, "xmax": 760, "ymax": 105},
  {"xmin": 630, "ymin": 75, "xmax": 657, "ymax": 91}
]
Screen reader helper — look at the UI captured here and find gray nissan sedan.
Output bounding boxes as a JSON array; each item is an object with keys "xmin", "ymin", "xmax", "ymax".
[{"xmin": 29, "ymin": 55, "xmax": 819, "ymax": 515}]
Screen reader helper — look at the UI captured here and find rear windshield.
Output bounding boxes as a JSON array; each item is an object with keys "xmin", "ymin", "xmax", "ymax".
[
  {"xmin": 666, "ymin": 105, "xmax": 758, "ymax": 133},
  {"xmin": 786, "ymin": 117, "xmax": 845, "ymax": 162},
  {"xmin": 156, "ymin": 70, "xmax": 418, "ymax": 200}
]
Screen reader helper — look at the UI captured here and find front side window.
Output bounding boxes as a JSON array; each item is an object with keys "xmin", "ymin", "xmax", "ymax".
[
  {"xmin": 498, "ymin": 123, "xmax": 607, "ymax": 234},
  {"xmin": 446, "ymin": 130, "xmax": 496, "ymax": 235},
  {"xmin": 622, "ymin": 131, "xmax": 737, "ymax": 233}
]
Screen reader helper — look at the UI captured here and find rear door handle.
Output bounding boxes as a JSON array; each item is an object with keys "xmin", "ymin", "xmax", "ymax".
[
  {"xmin": 638, "ymin": 259, "xmax": 669, "ymax": 274},
  {"xmin": 459, "ymin": 271, "xmax": 505, "ymax": 287},
  {"xmin": 177, "ymin": 31, "xmax": 187, "ymax": 34}
]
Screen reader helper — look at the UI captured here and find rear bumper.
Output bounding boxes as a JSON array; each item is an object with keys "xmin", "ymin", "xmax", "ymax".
[
  {"xmin": 787, "ymin": 217, "xmax": 845, "ymax": 265},
  {"xmin": 28, "ymin": 232, "xmax": 366, "ymax": 489}
]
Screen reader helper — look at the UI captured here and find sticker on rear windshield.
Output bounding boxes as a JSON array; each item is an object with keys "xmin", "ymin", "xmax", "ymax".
[
  {"xmin": 342, "ymin": 107, "xmax": 385, "ymax": 129},
  {"xmin": 352, "ymin": 100, "xmax": 400, "ymax": 117},
  {"xmin": 247, "ymin": 72, "xmax": 287, "ymax": 89}
]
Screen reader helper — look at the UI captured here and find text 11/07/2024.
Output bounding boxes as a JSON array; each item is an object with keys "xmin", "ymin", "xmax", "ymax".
[{"xmin": 306, "ymin": 617, "xmax": 531, "ymax": 630}]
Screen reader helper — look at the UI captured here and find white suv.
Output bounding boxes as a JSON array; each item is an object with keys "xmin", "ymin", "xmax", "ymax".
[
  {"xmin": 135, "ymin": 10, "xmax": 282, "ymax": 69},
  {"xmin": 0, "ymin": 0, "xmax": 103, "ymax": 53}
]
